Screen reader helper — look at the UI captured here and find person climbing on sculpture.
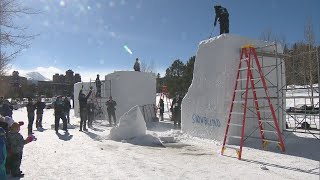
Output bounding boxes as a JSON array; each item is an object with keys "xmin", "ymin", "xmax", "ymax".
[
  {"xmin": 95, "ymin": 74, "xmax": 102, "ymax": 98},
  {"xmin": 133, "ymin": 58, "xmax": 140, "ymax": 72},
  {"xmin": 105, "ymin": 96, "xmax": 117, "ymax": 126},
  {"xmin": 214, "ymin": 5, "xmax": 229, "ymax": 35}
]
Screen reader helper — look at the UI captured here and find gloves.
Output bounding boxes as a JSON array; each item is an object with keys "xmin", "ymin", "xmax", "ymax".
[
  {"xmin": 26, "ymin": 136, "xmax": 33, "ymax": 143},
  {"xmin": 18, "ymin": 121, "xmax": 24, "ymax": 126}
]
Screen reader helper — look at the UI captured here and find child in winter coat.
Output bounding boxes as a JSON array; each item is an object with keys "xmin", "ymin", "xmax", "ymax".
[
  {"xmin": 0, "ymin": 127, "xmax": 6, "ymax": 179},
  {"xmin": 7, "ymin": 122, "xmax": 33, "ymax": 177}
]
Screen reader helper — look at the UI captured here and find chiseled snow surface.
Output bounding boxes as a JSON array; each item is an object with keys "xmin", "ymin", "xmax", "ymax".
[{"xmin": 6, "ymin": 107, "xmax": 319, "ymax": 180}]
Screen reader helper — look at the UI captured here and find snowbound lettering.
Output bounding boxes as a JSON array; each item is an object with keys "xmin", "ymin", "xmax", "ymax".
[{"xmin": 192, "ymin": 114, "xmax": 220, "ymax": 127}]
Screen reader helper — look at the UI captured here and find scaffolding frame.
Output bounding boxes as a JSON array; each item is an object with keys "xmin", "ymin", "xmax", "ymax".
[{"xmin": 239, "ymin": 43, "xmax": 320, "ymax": 141}]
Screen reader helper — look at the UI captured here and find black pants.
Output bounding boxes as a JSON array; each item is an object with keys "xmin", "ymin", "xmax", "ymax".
[
  {"xmin": 7, "ymin": 152, "xmax": 22, "ymax": 175},
  {"xmin": 173, "ymin": 109, "xmax": 181, "ymax": 127},
  {"xmin": 55, "ymin": 113, "xmax": 67, "ymax": 131},
  {"xmin": 36, "ymin": 113, "xmax": 43, "ymax": 128},
  {"xmin": 88, "ymin": 112, "xmax": 94, "ymax": 127},
  {"xmin": 108, "ymin": 111, "xmax": 116, "ymax": 125},
  {"xmin": 80, "ymin": 109, "xmax": 88, "ymax": 130},
  {"xmin": 28, "ymin": 114, "xmax": 35, "ymax": 135},
  {"xmin": 219, "ymin": 18, "xmax": 229, "ymax": 35}
]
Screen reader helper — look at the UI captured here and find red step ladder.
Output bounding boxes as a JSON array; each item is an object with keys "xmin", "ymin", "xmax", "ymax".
[{"xmin": 221, "ymin": 45, "xmax": 285, "ymax": 160}]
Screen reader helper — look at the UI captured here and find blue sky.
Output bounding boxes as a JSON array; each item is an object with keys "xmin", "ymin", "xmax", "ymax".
[{"xmin": 8, "ymin": 0, "xmax": 320, "ymax": 81}]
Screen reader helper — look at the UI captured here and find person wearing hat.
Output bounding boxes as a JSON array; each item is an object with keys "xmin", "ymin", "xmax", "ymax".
[
  {"xmin": 214, "ymin": 5, "xmax": 229, "ymax": 35},
  {"xmin": 26, "ymin": 97, "xmax": 36, "ymax": 135},
  {"xmin": 171, "ymin": 93, "xmax": 183, "ymax": 129},
  {"xmin": 1, "ymin": 100, "xmax": 13, "ymax": 118},
  {"xmin": 7, "ymin": 122, "xmax": 33, "ymax": 177},
  {"xmin": 0, "ymin": 127, "xmax": 6, "ymax": 179},
  {"xmin": 54, "ymin": 96, "xmax": 68, "ymax": 132},
  {"xmin": 133, "ymin": 58, "xmax": 141, "ymax": 72},
  {"xmin": 78, "ymin": 87, "xmax": 93, "ymax": 131}
]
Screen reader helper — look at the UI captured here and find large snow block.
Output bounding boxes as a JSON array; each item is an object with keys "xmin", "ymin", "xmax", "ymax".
[
  {"xmin": 74, "ymin": 71, "xmax": 156, "ymax": 121},
  {"xmin": 108, "ymin": 105, "xmax": 147, "ymax": 141},
  {"xmin": 181, "ymin": 34, "xmax": 285, "ymax": 142}
]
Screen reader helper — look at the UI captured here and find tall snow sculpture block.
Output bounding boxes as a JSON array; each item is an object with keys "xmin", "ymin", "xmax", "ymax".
[
  {"xmin": 74, "ymin": 71, "xmax": 156, "ymax": 121},
  {"xmin": 181, "ymin": 34, "xmax": 285, "ymax": 142}
]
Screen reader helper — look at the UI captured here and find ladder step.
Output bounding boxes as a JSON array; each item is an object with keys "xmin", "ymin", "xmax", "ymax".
[
  {"xmin": 224, "ymin": 145, "xmax": 239, "ymax": 150},
  {"xmin": 260, "ymin": 120, "xmax": 274, "ymax": 123},
  {"xmin": 240, "ymin": 58, "xmax": 248, "ymax": 61},
  {"xmin": 261, "ymin": 130, "xmax": 277, "ymax": 133},
  {"xmin": 263, "ymin": 139, "xmax": 280, "ymax": 144},
  {"xmin": 235, "ymin": 90, "xmax": 246, "ymax": 92},
  {"xmin": 233, "ymin": 101, "xmax": 245, "ymax": 103},
  {"xmin": 228, "ymin": 123, "xmax": 243, "ymax": 127},
  {"xmin": 229, "ymin": 136, "xmax": 242, "ymax": 139},
  {"xmin": 231, "ymin": 112, "xmax": 244, "ymax": 115},
  {"xmin": 239, "ymin": 67, "xmax": 256, "ymax": 71}
]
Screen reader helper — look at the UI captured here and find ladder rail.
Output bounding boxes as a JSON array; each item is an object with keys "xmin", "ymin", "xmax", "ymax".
[{"xmin": 251, "ymin": 47, "xmax": 285, "ymax": 152}]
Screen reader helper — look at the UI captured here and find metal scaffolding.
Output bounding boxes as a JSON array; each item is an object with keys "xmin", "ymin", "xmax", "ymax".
[{"xmin": 240, "ymin": 43, "xmax": 320, "ymax": 141}]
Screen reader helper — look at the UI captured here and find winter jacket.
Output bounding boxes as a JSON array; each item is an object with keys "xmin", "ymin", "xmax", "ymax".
[
  {"xmin": 0, "ymin": 135, "xmax": 6, "ymax": 180},
  {"xmin": 78, "ymin": 90, "xmax": 92, "ymax": 110},
  {"xmin": 63, "ymin": 99, "xmax": 71, "ymax": 112},
  {"xmin": 87, "ymin": 102, "xmax": 95, "ymax": 115},
  {"xmin": 159, "ymin": 100, "xmax": 164, "ymax": 114},
  {"xmin": 1, "ymin": 103, "xmax": 13, "ymax": 117},
  {"xmin": 106, "ymin": 100, "xmax": 117, "ymax": 113},
  {"xmin": 54, "ymin": 100, "xmax": 65, "ymax": 115},
  {"xmin": 95, "ymin": 78, "xmax": 102, "ymax": 88},
  {"xmin": 26, "ymin": 102, "xmax": 36, "ymax": 116},
  {"xmin": 134, "ymin": 62, "xmax": 140, "ymax": 71},
  {"xmin": 35, "ymin": 101, "xmax": 46, "ymax": 114},
  {"xmin": 7, "ymin": 131, "xmax": 25, "ymax": 154}
]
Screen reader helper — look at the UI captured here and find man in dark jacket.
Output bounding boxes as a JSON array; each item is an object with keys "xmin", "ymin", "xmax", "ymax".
[
  {"xmin": 171, "ymin": 94, "xmax": 182, "ymax": 129},
  {"xmin": 87, "ymin": 99, "xmax": 95, "ymax": 128},
  {"xmin": 214, "ymin": 5, "xmax": 229, "ymax": 35},
  {"xmin": 159, "ymin": 99, "xmax": 164, "ymax": 121},
  {"xmin": 95, "ymin": 74, "xmax": 102, "ymax": 98},
  {"xmin": 1, "ymin": 100, "xmax": 13, "ymax": 118},
  {"xmin": 133, "ymin": 58, "xmax": 140, "ymax": 72},
  {"xmin": 26, "ymin": 98, "xmax": 36, "ymax": 135},
  {"xmin": 35, "ymin": 97, "xmax": 46, "ymax": 128},
  {"xmin": 105, "ymin": 96, "xmax": 117, "ymax": 126},
  {"xmin": 63, "ymin": 97, "xmax": 71, "ymax": 124},
  {"xmin": 78, "ymin": 88, "xmax": 92, "ymax": 131},
  {"xmin": 54, "ymin": 96, "xmax": 67, "ymax": 132}
]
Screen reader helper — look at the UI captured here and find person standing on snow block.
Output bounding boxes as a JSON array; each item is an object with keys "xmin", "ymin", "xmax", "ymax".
[
  {"xmin": 7, "ymin": 122, "xmax": 33, "ymax": 178},
  {"xmin": 133, "ymin": 58, "xmax": 141, "ymax": 72},
  {"xmin": 105, "ymin": 96, "xmax": 117, "ymax": 126},
  {"xmin": 214, "ymin": 5, "xmax": 229, "ymax": 35},
  {"xmin": 159, "ymin": 99, "xmax": 164, "ymax": 121},
  {"xmin": 78, "ymin": 87, "xmax": 92, "ymax": 131},
  {"xmin": 63, "ymin": 97, "xmax": 71, "ymax": 124},
  {"xmin": 35, "ymin": 96, "xmax": 45, "ymax": 128},
  {"xmin": 26, "ymin": 97, "xmax": 36, "ymax": 135},
  {"xmin": 95, "ymin": 74, "xmax": 102, "ymax": 98},
  {"xmin": 0, "ymin": 127, "xmax": 6, "ymax": 180},
  {"xmin": 54, "ymin": 96, "xmax": 68, "ymax": 132}
]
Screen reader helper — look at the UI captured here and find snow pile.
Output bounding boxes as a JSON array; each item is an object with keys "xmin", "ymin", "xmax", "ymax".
[
  {"xmin": 182, "ymin": 34, "xmax": 286, "ymax": 142},
  {"xmin": 108, "ymin": 105, "xmax": 147, "ymax": 141}
]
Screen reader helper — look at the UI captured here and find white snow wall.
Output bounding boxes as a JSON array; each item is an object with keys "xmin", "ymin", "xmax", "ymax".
[
  {"xmin": 181, "ymin": 34, "xmax": 286, "ymax": 143},
  {"xmin": 74, "ymin": 71, "xmax": 156, "ymax": 122}
]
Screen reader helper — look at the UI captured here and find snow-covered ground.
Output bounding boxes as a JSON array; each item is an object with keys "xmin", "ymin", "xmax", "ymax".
[{"xmin": 7, "ymin": 107, "xmax": 319, "ymax": 180}]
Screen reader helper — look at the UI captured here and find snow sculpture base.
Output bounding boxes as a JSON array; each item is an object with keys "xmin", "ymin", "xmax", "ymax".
[{"xmin": 181, "ymin": 34, "xmax": 285, "ymax": 142}]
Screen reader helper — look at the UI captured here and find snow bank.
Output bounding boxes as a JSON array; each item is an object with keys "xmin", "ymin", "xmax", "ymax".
[
  {"xmin": 108, "ymin": 105, "xmax": 147, "ymax": 141},
  {"xmin": 74, "ymin": 71, "xmax": 156, "ymax": 121},
  {"xmin": 182, "ymin": 34, "xmax": 286, "ymax": 142}
]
